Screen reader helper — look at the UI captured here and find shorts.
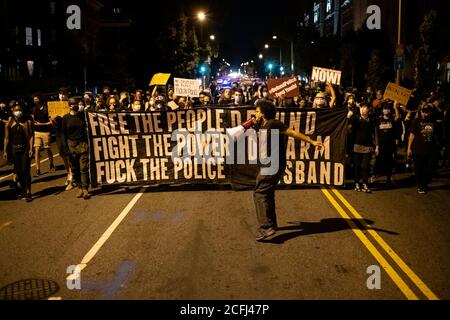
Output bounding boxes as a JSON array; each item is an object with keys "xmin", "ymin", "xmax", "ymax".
[{"xmin": 34, "ymin": 131, "xmax": 51, "ymax": 149}]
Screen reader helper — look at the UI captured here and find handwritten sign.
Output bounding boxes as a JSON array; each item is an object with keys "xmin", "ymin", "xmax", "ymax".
[
  {"xmin": 174, "ymin": 78, "xmax": 201, "ymax": 97},
  {"xmin": 383, "ymin": 82, "xmax": 412, "ymax": 106},
  {"xmin": 47, "ymin": 101, "xmax": 70, "ymax": 117}
]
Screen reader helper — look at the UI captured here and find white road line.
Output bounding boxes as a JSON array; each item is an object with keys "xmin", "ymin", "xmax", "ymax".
[
  {"xmin": 0, "ymin": 153, "xmax": 60, "ymax": 182},
  {"xmin": 67, "ymin": 187, "xmax": 147, "ymax": 279},
  {"xmin": 0, "ymin": 221, "xmax": 12, "ymax": 231}
]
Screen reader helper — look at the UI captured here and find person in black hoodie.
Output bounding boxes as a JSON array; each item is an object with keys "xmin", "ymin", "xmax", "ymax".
[
  {"xmin": 62, "ymin": 97, "xmax": 91, "ymax": 199},
  {"xmin": 350, "ymin": 102, "xmax": 376, "ymax": 193}
]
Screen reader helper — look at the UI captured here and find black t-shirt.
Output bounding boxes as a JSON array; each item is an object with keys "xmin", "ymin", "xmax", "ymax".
[
  {"xmin": 260, "ymin": 119, "xmax": 288, "ymax": 173},
  {"xmin": 62, "ymin": 112, "xmax": 87, "ymax": 142},
  {"xmin": 376, "ymin": 117, "xmax": 398, "ymax": 149},
  {"xmin": 410, "ymin": 118, "xmax": 440, "ymax": 154},
  {"xmin": 33, "ymin": 104, "xmax": 52, "ymax": 132}
]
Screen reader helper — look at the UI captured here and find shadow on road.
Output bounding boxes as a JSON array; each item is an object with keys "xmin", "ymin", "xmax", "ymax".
[
  {"xmin": 32, "ymin": 185, "xmax": 66, "ymax": 199},
  {"xmin": 262, "ymin": 218, "xmax": 399, "ymax": 244},
  {"xmin": 32, "ymin": 173, "xmax": 67, "ymax": 184}
]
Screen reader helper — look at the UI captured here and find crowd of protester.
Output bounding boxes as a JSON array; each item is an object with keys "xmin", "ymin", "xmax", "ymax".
[{"xmin": 1, "ymin": 79, "xmax": 449, "ymax": 201}]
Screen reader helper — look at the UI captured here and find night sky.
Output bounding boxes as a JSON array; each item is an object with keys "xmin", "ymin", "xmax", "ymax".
[{"xmin": 124, "ymin": 0, "xmax": 307, "ymax": 68}]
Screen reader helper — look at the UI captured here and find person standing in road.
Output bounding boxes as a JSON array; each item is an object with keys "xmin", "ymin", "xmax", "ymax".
[
  {"xmin": 249, "ymin": 100, "xmax": 323, "ymax": 241},
  {"xmin": 407, "ymin": 104, "xmax": 442, "ymax": 194},
  {"xmin": 3, "ymin": 102, "xmax": 34, "ymax": 201},
  {"xmin": 350, "ymin": 103, "xmax": 377, "ymax": 193},
  {"xmin": 31, "ymin": 94, "xmax": 55, "ymax": 177},
  {"xmin": 62, "ymin": 97, "xmax": 91, "ymax": 199}
]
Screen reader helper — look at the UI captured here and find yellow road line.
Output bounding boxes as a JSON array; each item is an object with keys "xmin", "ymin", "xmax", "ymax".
[
  {"xmin": 321, "ymin": 188, "xmax": 419, "ymax": 300},
  {"xmin": 331, "ymin": 188, "xmax": 439, "ymax": 300}
]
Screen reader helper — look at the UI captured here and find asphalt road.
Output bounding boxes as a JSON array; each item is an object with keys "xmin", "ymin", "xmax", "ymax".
[{"xmin": 0, "ymin": 146, "xmax": 449, "ymax": 300}]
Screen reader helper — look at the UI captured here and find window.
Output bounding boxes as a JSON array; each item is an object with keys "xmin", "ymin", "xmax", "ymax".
[
  {"xmin": 27, "ymin": 61, "xmax": 34, "ymax": 77},
  {"xmin": 326, "ymin": 0, "xmax": 332, "ymax": 13},
  {"xmin": 37, "ymin": 29, "xmax": 42, "ymax": 46},
  {"xmin": 313, "ymin": 3, "xmax": 320, "ymax": 23},
  {"xmin": 50, "ymin": 2, "xmax": 56, "ymax": 15},
  {"xmin": 25, "ymin": 27, "xmax": 33, "ymax": 46}
]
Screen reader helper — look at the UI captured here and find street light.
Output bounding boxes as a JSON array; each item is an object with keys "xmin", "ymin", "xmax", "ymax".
[
  {"xmin": 272, "ymin": 35, "xmax": 277, "ymax": 40},
  {"xmin": 197, "ymin": 11, "xmax": 206, "ymax": 43},
  {"xmin": 258, "ymin": 54, "xmax": 263, "ymax": 59},
  {"xmin": 197, "ymin": 12, "xmax": 206, "ymax": 21},
  {"xmin": 264, "ymin": 44, "xmax": 269, "ymax": 49}
]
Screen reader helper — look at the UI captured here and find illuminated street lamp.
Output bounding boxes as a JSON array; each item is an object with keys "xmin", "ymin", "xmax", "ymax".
[
  {"xmin": 264, "ymin": 44, "xmax": 269, "ymax": 49},
  {"xmin": 197, "ymin": 12, "xmax": 206, "ymax": 21},
  {"xmin": 258, "ymin": 54, "xmax": 263, "ymax": 59},
  {"xmin": 209, "ymin": 34, "xmax": 215, "ymax": 40},
  {"xmin": 272, "ymin": 35, "xmax": 277, "ymax": 40}
]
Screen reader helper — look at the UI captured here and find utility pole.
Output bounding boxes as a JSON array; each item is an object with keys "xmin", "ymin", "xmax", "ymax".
[{"xmin": 396, "ymin": 0, "xmax": 402, "ymax": 84}]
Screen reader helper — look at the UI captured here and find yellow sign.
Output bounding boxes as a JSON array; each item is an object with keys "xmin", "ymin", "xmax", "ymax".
[
  {"xmin": 149, "ymin": 73, "xmax": 171, "ymax": 86},
  {"xmin": 383, "ymin": 82, "xmax": 412, "ymax": 106},
  {"xmin": 48, "ymin": 101, "xmax": 70, "ymax": 117}
]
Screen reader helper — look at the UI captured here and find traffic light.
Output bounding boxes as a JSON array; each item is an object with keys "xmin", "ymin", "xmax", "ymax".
[{"xmin": 200, "ymin": 66, "xmax": 206, "ymax": 73}]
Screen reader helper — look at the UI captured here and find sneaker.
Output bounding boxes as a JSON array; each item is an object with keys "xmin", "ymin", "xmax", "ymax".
[
  {"xmin": 82, "ymin": 188, "xmax": 91, "ymax": 200},
  {"xmin": 362, "ymin": 184, "xmax": 371, "ymax": 193},
  {"xmin": 34, "ymin": 169, "xmax": 40, "ymax": 177},
  {"xmin": 354, "ymin": 183, "xmax": 361, "ymax": 192},
  {"xmin": 255, "ymin": 227, "xmax": 277, "ymax": 242},
  {"xmin": 65, "ymin": 182, "xmax": 74, "ymax": 191},
  {"xmin": 76, "ymin": 187, "xmax": 84, "ymax": 198},
  {"xmin": 25, "ymin": 193, "xmax": 32, "ymax": 202},
  {"xmin": 49, "ymin": 164, "xmax": 56, "ymax": 172},
  {"xmin": 417, "ymin": 188, "xmax": 427, "ymax": 194}
]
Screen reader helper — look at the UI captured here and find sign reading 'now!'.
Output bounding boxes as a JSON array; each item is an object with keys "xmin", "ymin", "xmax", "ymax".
[{"xmin": 311, "ymin": 67, "xmax": 342, "ymax": 86}]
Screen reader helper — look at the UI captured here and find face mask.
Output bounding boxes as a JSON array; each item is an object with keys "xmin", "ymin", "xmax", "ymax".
[
  {"xmin": 78, "ymin": 105, "xmax": 85, "ymax": 112},
  {"xmin": 314, "ymin": 98, "xmax": 326, "ymax": 107},
  {"xmin": 421, "ymin": 112, "xmax": 430, "ymax": 119},
  {"xmin": 234, "ymin": 96, "xmax": 242, "ymax": 104},
  {"xmin": 262, "ymin": 92, "xmax": 268, "ymax": 98},
  {"xmin": 132, "ymin": 105, "xmax": 141, "ymax": 111},
  {"xmin": 70, "ymin": 105, "xmax": 79, "ymax": 112},
  {"xmin": 382, "ymin": 109, "xmax": 391, "ymax": 116},
  {"xmin": 13, "ymin": 111, "xmax": 22, "ymax": 118}
]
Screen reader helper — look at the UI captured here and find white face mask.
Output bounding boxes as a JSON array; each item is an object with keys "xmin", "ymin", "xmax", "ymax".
[
  {"xmin": 132, "ymin": 105, "xmax": 141, "ymax": 111},
  {"xmin": 262, "ymin": 92, "xmax": 268, "ymax": 98},
  {"xmin": 13, "ymin": 111, "xmax": 23, "ymax": 118},
  {"xmin": 78, "ymin": 105, "xmax": 85, "ymax": 112}
]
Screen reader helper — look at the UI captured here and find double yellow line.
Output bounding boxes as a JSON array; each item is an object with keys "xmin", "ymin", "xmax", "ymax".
[{"xmin": 321, "ymin": 187, "xmax": 439, "ymax": 300}]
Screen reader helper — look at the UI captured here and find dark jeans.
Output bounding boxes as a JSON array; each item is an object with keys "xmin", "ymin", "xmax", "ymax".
[
  {"xmin": 414, "ymin": 151, "xmax": 438, "ymax": 189},
  {"xmin": 375, "ymin": 148, "xmax": 394, "ymax": 180},
  {"xmin": 12, "ymin": 146, "xmax": 31, "ymax": 195},
  {"xmin": 253, "ymin": 168, "xmax": 284, "ymax": 231},
  {"xmin": 354, "ymin": 152, "xmax": 372, "ymax": 184},
  {"xmin": 68, "ymin": 140, "xmax": 90, "ymax": 188}
]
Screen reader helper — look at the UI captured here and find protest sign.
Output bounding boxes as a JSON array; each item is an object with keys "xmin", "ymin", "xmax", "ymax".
[
  {"xmin": 383, "ymin": 82, "xmax": 412, "ymax": 106},
  {"xmin": 267, "ymin": 77, "xmax": 300, "ymax": 99},
  {"xmin": 311, "ymin": 67, "xmax": 342, "ymax": 85},
  {"xmin": 149, "ymin": 73, "xmax": 171, "ymax": 86},
  {"xmin": 174, "ymin": 78, "xmax": 201, "ymax": 97},
  {"xmin": 47, "ymin": 101, "xmax": 70, "ymax": 117}
]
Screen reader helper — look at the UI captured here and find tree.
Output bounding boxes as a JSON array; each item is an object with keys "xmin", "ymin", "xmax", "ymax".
[
  {"xmin": 414, "ymin": 10, "xmax": 438, "ymax": 94},
  {"xmin": 365, "ymin": 49, "xmax": 389, "ymax": 90},
  {"xmin": 162, "ymin": 11, "xmax": 201, "ymax": 78}
]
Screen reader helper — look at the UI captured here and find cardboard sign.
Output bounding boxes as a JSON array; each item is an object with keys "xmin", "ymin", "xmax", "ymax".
[
  {"xmin": 383, "ymin": 82, "xmax": 412, "ymax": 106},
  {"xmin": 311, "ymin": 67, "xmax": 342, "ymax": 85},
  {"xmin": 149, "ymin": 73, "xmax": 171, "ymax": 86},
  {"xmin": 47, "ymin": 101, "xmax": 70, "ymax": 117},
  {"xmin": 267, "ymin": 77, "xmax": 300, "ymax": 99},
  {"xmin": 174, "ymin": 78, "xmax": 201, "ymax": 97}
]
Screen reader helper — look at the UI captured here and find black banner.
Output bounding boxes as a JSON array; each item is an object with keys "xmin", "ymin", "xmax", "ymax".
[{"xmin": 86, "ymin": 107, "xmax": 348, "ymax": 188}]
